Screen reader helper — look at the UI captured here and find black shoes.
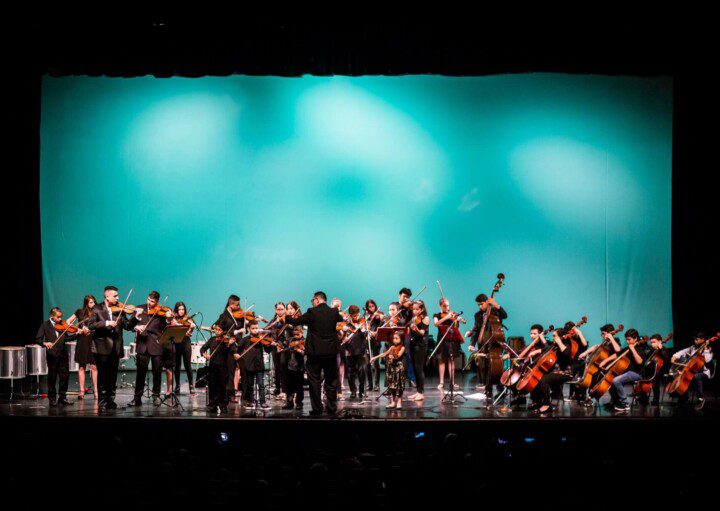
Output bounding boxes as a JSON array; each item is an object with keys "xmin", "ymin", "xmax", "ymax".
[
  {"xmin": 49, "ymin": 398, "xmax": 58, "ymax": 407},
  {"xmin": 282, "ymin": 403, "xmax": 294, "ymax": 410},
  {"xmin": 309, "ymin": 409, "xmax": 323, "ymax": 416},
  {"xmin": 219, "ymin": 405, "xmax": 229, "ymax": 413},
  {"xmin": 58, "ymin": 397, "xmax": 73, "ymax": 406},
  {"xmin": 296, "ymin": 403, "xmax": 303, "ymax": 409},
  {"xmin": 127, "ymin": 399, "xmax": 142, "ymax": 407},
  {"xmin": 153, "ymin": 396, "xmax": 162, "ymax": 406},
  {"xmin": 106, "ymin": 400, "xmax": 118, "ymax": 410}
]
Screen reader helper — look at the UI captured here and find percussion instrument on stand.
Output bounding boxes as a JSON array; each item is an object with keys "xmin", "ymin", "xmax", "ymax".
[
  {"xmin": 66, "ymin": 342, "xmax": 79, "ymax": 372},
  {"xmin": 0, "ymin": 346, "xmax": 26, "ymax": 401},
  {"xmin": 25, "ymin": 344, "xmax": 48, "ymax": 399},
  {"xmin": 118, "ymin": 344, "xmax": 134, "ymax": 389}
]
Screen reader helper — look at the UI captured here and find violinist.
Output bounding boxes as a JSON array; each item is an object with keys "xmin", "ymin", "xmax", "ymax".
[
  {"xmin": 397, "ymin": 287, "xmax": 414, "ymax": 325},
  {"xmin": 467, "ymin": 293, "xmax": 507, "ymax": 397},
  {"xmin": 213, "ymin": 294, "xmax": 247, "ymax": 403},
  {"xmin": 364, "ymin": 299, "xmax": 384, "ymax": 391},
  {"xmin": 127, "ymin": 291, "xmax": 169, "ymax": 407},
  {"xmin": 598, "ymin": 329, "xmax": 647, "ymax": 412},
  {"xmin": 331, "ymin": 297, "xmax": 349, "ymax": 397},
  {"xmin": 637, "ymin": 334, "xmax": 671, "ymax": 406},
  {"xmin": 268, "ymin": 302, "xmax": 290, "ymax": 401},
  {"xmin": 282, "ymin": 326, "xmax": 306, "ymax": 410},
  {"xmin": 671, "ymin": 332, "xmax": 713, "ymax": 409},
  {"xmin": 88, "ymin": 286, "xmax": 134, "ymax": 411},
  {"xmin": 341, "ymin": 305, "xmax": 369, "ymax": 400},
  {"xmin": 407, "ymin": 300, "xmax": 430, "ymax": 401},
  {"xmin": 169, "ymin": 301, "xmax": 196, "ymax": 395},
  {"xmin": 67, "ymin": 295, "xmax": 97, "ymax": 399},
  {"xmin": 373, "ymin": 331, "xmax": 406, "ymax": 409},
  {"xmin": 236, "ymin": 320, "xmax": 274, "ymax": 410},
  {"xmin": 435, "ymin": 298, "xmax": 465, "ymax": 391},
  {"xmin": 35, "ymin": 307, "xmax": 76, "ymax": 406},
  {"xmin": 200, "ymin": 324, "xmax": 239, "ymax": 414},
  {"xmin": 530, "ymin": 328, "xmax": 573, "ymax": 415}
]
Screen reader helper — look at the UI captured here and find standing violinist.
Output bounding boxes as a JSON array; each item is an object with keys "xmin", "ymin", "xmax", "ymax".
[
  {"xmin": 127, "ymin": 291, "xmax": 168, "ymax": 407},
  {"xmin": 599, "ymin": 329, "xmax": 647, "ymax": 412},
  {"xmin": 407, "ymin": 300, "xmax": 430, "ymax": 401},
  {"xmin": 169, "ymin": 301, "xmax": 196, "ymax": 395},
  {"xmin": 435, "ymin": 298, "xmax": 465, "ymax": 391},
  {"xmin": 397, "ymin": 288, "xmax": 414, "ymax": 325},
  {"xmin": 530, "ymin": 328, "xmax": 573, "ymax": 415},
  {"xmin": 66, "ymin": 295, "xmax": 98, "ymax": 399},
  {"xmin": 364, "ymin": 299, "xmax": 384, "ymax": 391},
  {"xmin": 342, "ymin": 305, "xmax": 369, "ymax": 400},
  {"xmin": 213, "ymin": 295, "xmax": 247, "ymax": 402},
  {"xmin": 466, "ymin": 293, "xmax": 507, "ymax": 398},
  {"xmin": 35, "ymin": 307, "xmax": 75, "ymax": 406},
  {"xmin": 268, "ymin": 302, "xmax": 290, "ymax": 401},
  {"xmin": 331, "ymin": 297, "xmax": 348, "ymax": 396},
  {"xmin": 671, "ymin": 333, "xmax": 713, "ymax": 409},
  {"xmin": 88, "ymin": 286, "xmax": 134, "ymax": 411},
  {"xmin": 201, "ymin": 324, "xmax": 239, "ymax": 414},
  {"xmin": 236, "ymin": 320, "xmax": 274, "ymax": 410},
  {"xmin": 282, "ymin": 326, "xmax": 306, "ymax": 410},
  {"xmin": 636, "ymin": 334, "xmax": 671, "ymax": 406}
]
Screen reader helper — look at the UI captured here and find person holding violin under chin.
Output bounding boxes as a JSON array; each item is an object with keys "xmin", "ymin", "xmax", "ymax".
[
  {"xmin": 169, "ymin": 301, "xmax": 196, "ymax": 395},
  {"xmin": 88, "ymin": 285, "xmax": 135, "ymax": 411},
  {"xmin": 200, "ymin": 324, "xmax": 239, "ymax": 414},
  {"xmin": 126, "ymin": 290, "xmax": 171, "ymax": 407},
  {"xmin": 35, "ymin": 307, "xmax": 77, "ymax": 406},
  {"xmin": 407, "ymin": 300, "xmax": 430, "ymax": 401},
  {"xmin": 283, "ymin": 326, "xmax": 306, "ymax": 410},
  {"xmin": 236, "ymin": 321, "xmax": 275, "ymax": 410},
  {"xmin": 66, "ymin": 295, "xmax": 98, "ymax": 399}
]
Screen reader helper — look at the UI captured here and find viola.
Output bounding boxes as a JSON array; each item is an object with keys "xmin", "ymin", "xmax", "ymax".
[
  {"xmin": 589, "ymin": 336, "xmax": 650, "ymax": 399},
  {"xmin": 666, "ymin": 332, "xmax": 720, "ymax": 397},
  {"xmin": 634, "ymin": 333, "xmax": 673, "ymax": 396},
  {"xmin": 578, "ymin": 324, "xmax": 624, "ymax": 389}
]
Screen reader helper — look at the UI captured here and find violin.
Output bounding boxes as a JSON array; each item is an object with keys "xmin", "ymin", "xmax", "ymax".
[
  {"xmin": 232, "ymin": 309, "xmax": 259, "ymax": 321},
  {"xmin": 578, "ymin": 324, "xmax": 624, "ymax": 389},
  {"xmin": 500, "ymin": 325, "xmax": 554, "ymax": 388},
  {"xmin": 249, "ymin": 333, "xmax": 277, "ymax": 346},
  {"xmin": 666, "ymin": 332, "xmax": 720, "ymax": 397},
  {"xmin": 280, "ymin": 339, "xmax": 305, "ymax": 352},
  {"xmin": 175, "ymin": 314, "xmax": 195, "ymax": 328},
  {"xmin": 53, "ymin": 320, "xmax": 79, "ymax": 334},
  {"xmin": 109, "ymin": 302, "xmax": 136, "ymax": 314},
  {"xmin": 589, "ymin": 335, "xmax": 650, "ymax": 399},
  {"xmin": 146, "ymin": 305, "xmax": 171, "ymax": 317},
  {"xmin": 634, "ymin": 333, "xmax": 673, "ymax": 396}
]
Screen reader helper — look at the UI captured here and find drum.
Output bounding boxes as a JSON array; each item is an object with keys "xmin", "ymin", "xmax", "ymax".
[
  {"xmin": 66, "ymin": 342, "xmax": 79, "ymax": 372},
  {"xmin": 263, "ymin": 352, "xmax": 271, "ymax": 371},
  {"xmin": 190, "ymin": 342, "xmax": 204, "ymax": 365},
  {"xmin": 0, "ymin": 347, "xmax": 26, "ymax": 379},
  {"xmin": 25, "ymin": 345, "xmax": 48, "ymax": 376},
  {"xmin": 129, "ymin": 342, "xmax": 137, "ymax": 357},
  {"xmin": 121, "ymin": 345, "xmax": 132, "ymax": 361}
]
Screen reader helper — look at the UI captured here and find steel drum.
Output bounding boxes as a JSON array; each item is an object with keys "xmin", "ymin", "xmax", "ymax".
[
  {"xmin": 190, "ymin": 342, "xmax": 204, "ymax": 364},
  {"xmin": 129, "ymin": 342, "xmax": 137, "ymax": 357},
  {"xmin": 121, "ymin": 345, "xmax": 132, "ymax": 361},
  {"xmin": 66, "ymin": 341, "xmax": 79, "ymax": 372},
  {"xmin": 263, "ymin": 352, "xmax": 271, "ymax": 371},
  {"xmin": 0, "ymin": 347, "xmax": 26, "ymax": 379},
  {"xmin": 25, "ymin": 344, "xmax": 48, "ymax": 376}
]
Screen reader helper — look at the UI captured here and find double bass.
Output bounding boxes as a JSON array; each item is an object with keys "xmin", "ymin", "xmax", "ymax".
[
  {"xmin": 666, "ymin": 332, "xmax": 720, "ymax": 397},
  {"xmin": 467, "ymin": 274, "xmax": 506, "ymax": 384},
  {"xmin": 578, "ymin": 324, "xmax": 624, "ymax": 389}
]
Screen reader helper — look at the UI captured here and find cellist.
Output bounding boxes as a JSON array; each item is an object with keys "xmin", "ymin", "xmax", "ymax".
[
  {"xmin": 597, "ymin": 328, "xmax": 647, "ymax": 412},
  {"xmin": 637, "ymin": 334, "xmax": 672, "ymax": 406},
  {"xmin": 671, "ymin": 332, "xmax": 713, "ymax": 409},
  {"xmin": 529, "ymin": 328, "xmax": 573, "ymax": 415},
  {"xmin": 564, "ymin": 321, "xmax": 593, "ymax": 406}
]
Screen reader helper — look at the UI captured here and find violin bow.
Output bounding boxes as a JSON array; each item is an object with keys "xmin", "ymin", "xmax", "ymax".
[
  {"xmin": 377, "ymin": 285, "xmax": 427, "ymax": 329},
  {"xmin": 113, "ymin": 288, "xmax": 134, "ymax": 322},
  {"xmin": 427, "ymin": 310, "xmax": 464, "ymax": 363},
  {"xmin": 50, "ymin": 317, "xmax": 90, "ymax": 349}
]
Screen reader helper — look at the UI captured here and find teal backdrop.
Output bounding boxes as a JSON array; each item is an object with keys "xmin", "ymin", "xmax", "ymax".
[{"xmin": 40, "ymin": 74, "xmax": 673, "ymax": 348}]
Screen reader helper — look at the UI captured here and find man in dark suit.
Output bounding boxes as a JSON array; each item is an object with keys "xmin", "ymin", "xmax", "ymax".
[
  {"xmin": 285, "ymin": 291, "xmax": 344, "ymax": 416},
  {"xmin": 35, "ymin": 307, "xmax": 75, "ymax": 406},
  {"xmin": 127, "ymin": 290, "xmax": 168, "ymax": 406},
  {"xmin": 88, "ymin": 285, "xmax": 133, "ymax": 410}
]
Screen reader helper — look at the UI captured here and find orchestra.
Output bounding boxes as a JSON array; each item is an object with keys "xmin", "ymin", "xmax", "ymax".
[{"xmin": 23, "ymin": 275, "xmax": 712, "ymax": 417}]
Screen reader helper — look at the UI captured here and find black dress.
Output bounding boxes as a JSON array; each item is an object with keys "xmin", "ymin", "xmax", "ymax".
[
  {"xmin": 74, "ymin": 308, "xmax": 95, "ymax": 366},
  {"xmin": 433, "ymin": 313, "xmax": 461, "ymax": 360}
]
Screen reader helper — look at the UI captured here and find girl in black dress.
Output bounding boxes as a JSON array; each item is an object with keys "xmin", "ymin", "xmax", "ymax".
[
  {"xmin": 67, "ymin": 295, "xmax": 97, "ymax": 399},
  {"xmin": 433, "ymin": 298, "xmax": 463, "ymax": 391},
  {"xmin": 407, "ymin": 299, "xmax": 430, "ymax": 401},
  {"xmin": 169, "ymin": 301, "xmax": 196, "ymax": 395}
]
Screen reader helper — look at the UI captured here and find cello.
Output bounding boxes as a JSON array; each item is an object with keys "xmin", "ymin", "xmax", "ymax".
[
  {"xmin": 516, "ymin": 323, "xmax": 579, "ymax": 394},
  {"xmin": 634, "ymin": 333, "xmax": 673, "ymax": 396},
  {"xmin": 464, "ymin": 274, "xmax": 506, "ymax": 383},
  {"xmin": 666, "ymin": 332, "xmax": 720, "ymax": 397},
  {"xmin": 589, "ymin": 335, "xmax": 649, "ymax": 399},
  {"xmin": 578, "ymin": 324, "xmax": 624, "ymax": 389},
  {"xmin": 500, "ymin": 325, "xmax": 554, "ymax": 389}
]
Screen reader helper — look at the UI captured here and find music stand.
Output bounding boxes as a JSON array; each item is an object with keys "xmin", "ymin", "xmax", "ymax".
[
  {"xmin": 374, "ymin": 326, "xmax": 408, "ymax": 401},
  {"xmin": 156, "ymin": 326, "xmax": 189, "ymax": 410}
]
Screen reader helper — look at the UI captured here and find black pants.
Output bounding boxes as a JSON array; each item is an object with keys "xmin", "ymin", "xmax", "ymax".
[
  {"xmin": 208, "ymin": 363, "xmax": 229, "ymax": 407},
  {"xmin": 242, "ymin": 370, "xmax": 266, "ymax": 404},
  {"xmin": 531, "ymin": 372, "xmax": 572, "ymax": 406},
  {"xmin": 286, "ymin": 370, "xmax": 304, "ymax": 405},
  {"xmin": 411, "ymin": 342, "xmax": 427, "ymax": 393},
  {"xmin": 347, "ymin": 354, "xmax": 368, "ymax": 396},
  {"xmin": 271, "ymin": 351, "xmax": 287, "ymax": 394},
  {"xmin": 173, "ymin": 339, "xmax": 193, "ymax": 390},
  {"xmin": 569, "ymin": 360, "xmax": 587, "ymax": 400},
  {"xmin": 134, "ymin": 353, "xmax": 163, "ymax": 398},
  {"xmin": 307, "ymin": 354, "xmax": 339, "ymax": 414},
  {"xmin": 95, "ymin": 352, "xmax": 119, "ymax": 404},
  {"xmin": 46, "ymin": 352, "xmax": 69, "ymax": 400}
]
